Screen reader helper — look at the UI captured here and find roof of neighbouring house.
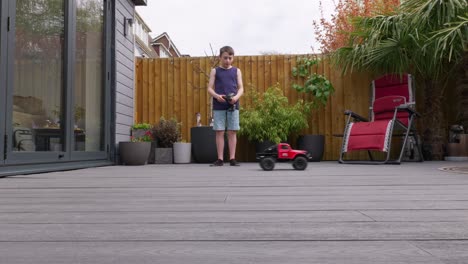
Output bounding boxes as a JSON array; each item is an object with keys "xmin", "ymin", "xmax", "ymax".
[
  {"xmin": 151, "ymin": 32, "xmax": 183, "ymax": 57},
  {"xmin": 132, "ymin": 0, "xmax": 147, "ymax": 6},
  {"xmin": 135, "ymin": 12, "xmax": 152, "ymax": 32}
]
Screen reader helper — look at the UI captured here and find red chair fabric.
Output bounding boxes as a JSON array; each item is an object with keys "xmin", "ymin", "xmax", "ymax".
[
  {"xmin": 373, "ymin": 95, "xmax": 409, "ymax": 127},
  {"xmin": 373, "ymin": 74, "xmax": 411, "ymax": 102},
  {"xmin": 344, "ymin": 120, "xmax": 393, "ymax": 152}
]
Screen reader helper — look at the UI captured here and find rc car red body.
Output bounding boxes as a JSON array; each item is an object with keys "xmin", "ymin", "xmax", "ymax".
[{"xmin": 256, "ymin": 143, "xmax": 312, "ymax": 171}]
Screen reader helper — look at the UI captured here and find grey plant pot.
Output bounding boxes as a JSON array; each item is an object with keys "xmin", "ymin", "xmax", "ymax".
[
  {"xmin": 119, "ymin": 142, "xmax": 151, "ymax": 165},
  {"xmin": 173, "ymin": 142, "xmax": 192, "ymax": 164},
  {"xmin": 155, "ymin": 148, "xmax": 173, "ymax": 164}
]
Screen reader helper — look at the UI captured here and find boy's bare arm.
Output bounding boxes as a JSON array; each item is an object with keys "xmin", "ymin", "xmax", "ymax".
[
  {"xmin": 207, "ymin": 68, "xmax": 225, "ymax": 102},
  {"xmin": 233, "ymin": 68, "xmax": 244, "ymax": 103}
]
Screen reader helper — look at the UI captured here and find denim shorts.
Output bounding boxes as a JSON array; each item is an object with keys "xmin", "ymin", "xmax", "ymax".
[{"xmin": 213, "ymin": 110, "xmax": 240, "ymax": 131}]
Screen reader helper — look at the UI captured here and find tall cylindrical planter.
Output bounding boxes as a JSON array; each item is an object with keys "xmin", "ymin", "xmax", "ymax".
[
  {"xmin": 173, "ymin": 142, "xmax": 192, "ymax": 163},
  {"xmin": 297, "ymin": 134, "xmax": 325, "ymax": 161},
  {"xmin": 191, "ymin": 126, "xmax": 217, "ymax": 163},
  {"xmin": 119, "ymin": 142, "xmax": 151, "ymax": 165},
  {"xmin": 191, "ymin": 126, "xmax": 228, "ymax": 163}
]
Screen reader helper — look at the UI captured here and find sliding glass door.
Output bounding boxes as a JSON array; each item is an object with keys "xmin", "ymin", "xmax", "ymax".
[
  {"xmin": 0, "ymin": 0, "xmax": 7, "ymax": 165},
  {"xmin": 3, "ymin": 0, "xmax": 110, "ymax": 165}
]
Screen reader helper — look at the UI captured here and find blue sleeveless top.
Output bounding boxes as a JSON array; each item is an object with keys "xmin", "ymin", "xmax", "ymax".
[{"xmin": 213, "ymin": 66, "xmax": 240, "ymax": 110}]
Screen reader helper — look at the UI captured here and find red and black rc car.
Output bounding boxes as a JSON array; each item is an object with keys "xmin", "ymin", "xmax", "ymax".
[{"xmin": 256, "ymin": 143, "xmax": 312, "ymax": 171}]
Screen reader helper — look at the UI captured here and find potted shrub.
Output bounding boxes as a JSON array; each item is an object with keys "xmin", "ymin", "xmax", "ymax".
[
  {"xmin": 119, "ymin": 123, "xmax": 153, "ymax": 165},
  {"xmin": 131, "ymin": 122, "xmax": 152, "ymax": 138},
  {"xmin": 239, "ymin": 84, "xmax": 310, "ymax": 153},
  {"xmin": 151, "ymin": 117, "xmax": 181, "ymax": 164},
  {"xmin": 130, "ymin": 123, "xmax": 158, "ymax": 164},
  {"xmin": 291, "ymin": 56, "xmax": 335, "ymax": 161}
]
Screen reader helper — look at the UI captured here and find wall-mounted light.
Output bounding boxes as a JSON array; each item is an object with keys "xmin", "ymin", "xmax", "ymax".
[{"xmin": 123, "ymin": 17, "xmax": 134, "ymax": 36}]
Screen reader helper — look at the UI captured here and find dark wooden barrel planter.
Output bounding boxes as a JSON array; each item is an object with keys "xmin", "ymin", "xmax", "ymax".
[
  {"xmin": 191, "ymin": 126, "xmax": 218, "ymax": 163},
  {"xmin": 297, "ymin": 134, "xmax": 325, "ymax": 161},
  {"xmin": 191, "ymin": 126, "xmax": 230, "ymax": 163},
  {"xmin": 255, "ymin": 140, "xmax": 276, "ymax": 154}
]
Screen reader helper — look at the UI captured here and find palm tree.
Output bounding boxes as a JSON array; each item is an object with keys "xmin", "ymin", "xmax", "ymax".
[{"xmin": 333, "ymin": 0, "xmax": 467, "ymax": 160}]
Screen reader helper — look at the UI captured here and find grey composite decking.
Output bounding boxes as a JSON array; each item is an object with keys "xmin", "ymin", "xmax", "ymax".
[{"xmin": 0, "ymin": 162, "xmax": 468, "ymax": 264}]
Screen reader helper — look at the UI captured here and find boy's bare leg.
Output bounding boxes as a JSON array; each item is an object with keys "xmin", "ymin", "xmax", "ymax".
[
  {"xmin": 227, "ymin": 130, "xmax": 237, "ymax": 160},
  {"xmin": 215, "ymin": 131, "xmax": 225, "ymax": 160}
]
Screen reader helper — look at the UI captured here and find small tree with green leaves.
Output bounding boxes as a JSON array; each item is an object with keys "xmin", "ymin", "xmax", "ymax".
[{"xmin": 239, "ymin": 84, "xmax": 310, "ymax": 144}]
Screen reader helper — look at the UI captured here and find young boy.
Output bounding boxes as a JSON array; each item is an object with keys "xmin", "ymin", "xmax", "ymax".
[{"xmin": 207, "ymin": 46, "xmax": 244, "ymax": 166}]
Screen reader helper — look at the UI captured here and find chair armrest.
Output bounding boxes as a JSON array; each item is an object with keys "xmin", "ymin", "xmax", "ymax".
[
  {"xmin": 344, "ymin": 110, "xmax": 368, "ymax": 122},
  {"xmin": 397, "ymin": 104, "xmax": 420, "ymax": 117}
]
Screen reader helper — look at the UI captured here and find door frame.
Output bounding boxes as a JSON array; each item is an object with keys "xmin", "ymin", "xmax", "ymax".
[{"xmin": 0, "ymin": 0, "xmax": 7, "ymax": 165}]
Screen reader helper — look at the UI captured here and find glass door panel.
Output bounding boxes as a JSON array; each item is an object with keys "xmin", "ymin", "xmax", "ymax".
[
  {"xmin": 5, "ymin": 0, "xmax": 67, "ymax": 164},
  {"xmin": 74, "ymin": 0, "xmax": 105, "ymax": 152},
  {"xmin": 13, "ymin": 0, "xmax": 66, "ymax": 153}
]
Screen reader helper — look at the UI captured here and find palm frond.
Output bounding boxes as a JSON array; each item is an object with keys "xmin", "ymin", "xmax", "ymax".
[
  {"xmin": 332, "ymin": 0, "xmax": 467, "ymax": 81},
  {"xmin": 429, "ymin": 15, "xmax": 468, "ymax": 62}
]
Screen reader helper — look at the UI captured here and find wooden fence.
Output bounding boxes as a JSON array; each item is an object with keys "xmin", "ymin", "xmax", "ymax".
[{"xmin": 135, "ymin": 55, "xmax": 375, "ymax": 161}]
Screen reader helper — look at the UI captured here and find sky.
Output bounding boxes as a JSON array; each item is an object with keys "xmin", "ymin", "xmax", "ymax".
[{"xmin": 136, "ymin": 0, "xmax": 336, "ymax": 57}]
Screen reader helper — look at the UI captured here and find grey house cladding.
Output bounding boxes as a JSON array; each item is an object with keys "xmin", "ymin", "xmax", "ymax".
[{"xmin": 114, "ymin": 0, "xmax": 138, "ymax": 157}]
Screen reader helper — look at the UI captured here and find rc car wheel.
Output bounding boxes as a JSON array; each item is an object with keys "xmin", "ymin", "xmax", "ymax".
[
  {"xmin": 260, "ymin": 157, "xmax": 275, "ymax": 171},
  {"xmin": 292, "ymin": 156, "xmax": 308, "ymax": 170}
]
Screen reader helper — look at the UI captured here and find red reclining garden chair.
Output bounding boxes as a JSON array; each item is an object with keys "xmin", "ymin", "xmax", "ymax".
[{"xmin": 339, "ymin": 74, "xmax": 423, "ymax": 164}]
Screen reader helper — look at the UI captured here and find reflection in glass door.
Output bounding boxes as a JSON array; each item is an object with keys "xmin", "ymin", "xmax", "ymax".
[
  {"xmin": 74, "ymin": 0, "xmax": 105, "ymax": 152},
  {"xmin": 12, "ymin": 0, "xmax": 65, "ymax": 153}
]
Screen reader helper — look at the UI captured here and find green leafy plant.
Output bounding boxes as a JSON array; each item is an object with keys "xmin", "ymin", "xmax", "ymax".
[
  {"xmin": 151, "ymin": 117, "xmax": 181, "ymax": 148},
  {"xmin": 239, "ymin": 84, "xmax": 310, "ymax": 144},
  {"xmin": 292, "ymin": 57, "xmax": 335, "ymax": 108},
  {"xmin": 131, "ymin": 123, "xmax": 152, "ymax": 130}
]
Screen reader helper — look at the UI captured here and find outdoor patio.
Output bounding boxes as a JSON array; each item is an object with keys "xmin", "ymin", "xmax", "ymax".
[
  {"xmin": 1, "ymin": 161, "xmax": 468, "ymax": 263},
  {"xmin": 0, "ymin": 162, "xmax": 468, "ymax": 264}
]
